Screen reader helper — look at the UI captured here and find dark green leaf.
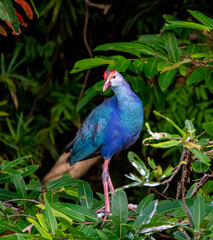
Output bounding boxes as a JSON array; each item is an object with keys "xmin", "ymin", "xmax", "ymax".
[
  {"xmin": 202, "ymin": 121, "xmax": 213, "ymax": 136},
  {"xmin": 136, "ymin": 194, "xmax": 155, "ymax": 214},
  {"xmin": 164, "ymin": 31, "xmax": 179, "ymax": 62},
  {"xmin": 174, "ymin": 231, "xmax": 189, "ymax": 240},
  {"xmin": 159, "ymin": 69, "xmax": 177, "ymax": 90},
  {"xmin": 70, "ymin": 57, "xmax": 114, "ymax": 73},
  {"xmin": 185, "ymin": 119, "xmax": 195, "ymax": 139},
  {"xmin": 76, "ymin": 87, "xmax": 98, "ymax": 112},
  {"xmin": 134, "ymin": 200, "xmax": 158, "ymax": 228},
  {"xmin": 44, "ymin": 194, "xmax": 58, "ymax": 235},
  {"xmin": 193, "ymin": 194, "xmax": 205, "ymax": 230},
  {"xmin": 0, "ymin": 188, "xmax": 17, "ymax": 200},
  {"xmin": 0, "ymin": 157, "xmax": 24, "ymax": 172},
  {"xmin": 151, "ymin": 85, "xmax": 165, "ymax": 110},
  {"xmin": 163, "ymin": 21, "xmax": 209, "ymax": 31},
  {"xmin": 144, "ymin": 57, "xmax": 161, "ymax": 79},
  {"xmin": 46, "ymin": 174, "xmax": 81, "ymax": 190},
  {"xmin": 112, "ymin": 189, "xmax": 128, "ymax": 238},
  {"xmin": 94, "ymin": 42, "xmax": 167, "ymax": 59},
  {"xmin": 18, "ymin": 165, "xmax": 39, "ymax": 178},
  {"xmin": 190, "ymin": 149, "xmax": 211, "ymax": 165},
  {"xmin": 12, "ymin": 174, "xmax": 27, "ymax": 198},
  {"xmin": 186, "ymin": 67, "xmax": 208, "ymax": 86},
  {"xmin": 188, "ymin": 10, "xmax": 213, "ymax": 29},
  {"xmin": 192, "ymin": 159, "xmax": 209, "ymax": 173},
  {"xmin": 51, "ymin": 203, "xmax": 85, "ymax": 222},
  {"xmin": 78, "ymin": 181, "xmax": 93, "ymax": 209}
]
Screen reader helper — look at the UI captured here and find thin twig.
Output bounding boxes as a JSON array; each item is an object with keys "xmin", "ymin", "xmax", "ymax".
[
  {"xmin": 181, "ymin": 181, "xmax": 193, "ymax": 228},
  {"xmin": 6, "ymin": 214, "xmax": 36, "ymax": 219},
  {"xmin": 189, "ymin": 173, "xmax": 213, "ymax": 198},
  {"xmin": 148, "ymin": 187, "xmax": 169, "ymax": 200},
  {"xmin": 5, "ymin": 199, "xmax": 44, "ymax": 205},
  {"xmin": 85, "ymin": 0, "xmax": 111, "ymax": 14},
  {"xmin": 161, "ymin": 148, "xmax": 187, "ymax": 193},
  {"xmin": 22, "ymin": 224, "xmax": 33, "ymax": 233}
]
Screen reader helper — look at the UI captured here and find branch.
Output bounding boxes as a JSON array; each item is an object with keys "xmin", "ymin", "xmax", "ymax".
[
  {"xmin": 161, "ymin": 148, "xmax": 187, "ymax": 193},
  {"xmin": 189, "ymin": 173, "xmax": 213, "ymax": 198},
  {"xmin": 176, "ymin": 149, "xmax": 192, "ymax": 199}
]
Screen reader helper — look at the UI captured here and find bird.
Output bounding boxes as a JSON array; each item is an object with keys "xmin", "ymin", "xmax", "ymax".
[{"xmin": 64, "ymin": 70, "xmax": 143, "ymax": 222}]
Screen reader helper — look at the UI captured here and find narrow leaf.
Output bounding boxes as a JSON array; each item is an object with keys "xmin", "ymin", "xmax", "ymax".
[
  {"xmin": 44, "ymin": 194, "xmax": 58, "ymax": 235},
  {"xmin": 163, "ymin": 21, "xmax": 209, "ymax": 31},
  {"xmin": 12, "ymin": 174, "xmax": 27, "ymax": 198},
  {"xmin": 150, "ymin": 139, "xmax": 179, "ymax": 148},
  {"xmin": 159, "ymin": 69, "xmax": 177, "ymax": 90},
  {"xmin": 134, "ymin": 200, "xmax": 158, "ymax": 228},
  {"xmin": 151, "ymin": 85, "xmax": 165, "ymax": 110},
  {"xmin": 136, "ymin": 194, "xmax": 155, "ymax": 214},
  {"xmin": 185, "ymin": 119, "xmax": 195, "ymax": 139},
  {"xmin": 193, "ymin": 194, "xmax": 205, "ymax": 230},
  {"xmin": 202, "ymin": 121, "xmax": 213, "ymax": 136},
  {"xmin": 78, "ymin": 181, "xmax": 93, "ymax": 209},
  {"xmin": 164, "ymin": 31, "xmax": 179, "ymax": 62}
]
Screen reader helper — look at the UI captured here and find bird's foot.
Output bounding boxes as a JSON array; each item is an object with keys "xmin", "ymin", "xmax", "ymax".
[{"xmin": 128, "ymin": 203, "xmax": 137, "ymax": 212}]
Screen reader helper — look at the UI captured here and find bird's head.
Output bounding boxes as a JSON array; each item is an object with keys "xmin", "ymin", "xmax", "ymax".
[{"xmin": 103, "ymin": 70, "xmax": 124, "ymax": 92}]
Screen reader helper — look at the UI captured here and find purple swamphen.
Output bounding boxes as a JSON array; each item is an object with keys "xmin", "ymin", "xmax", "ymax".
[{"xmin": 64, "ymin": 70, "xmax": 143, "ymax": 220}]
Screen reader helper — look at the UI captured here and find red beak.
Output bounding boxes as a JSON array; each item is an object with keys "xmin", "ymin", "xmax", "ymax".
[{"xmin": 103, "ymin": 70, "xmax": 116, "ymax": 92}]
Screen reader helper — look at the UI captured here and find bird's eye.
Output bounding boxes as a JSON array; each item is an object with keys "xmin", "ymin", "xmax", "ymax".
[{"xmin": 112, "ymin": 75, "xmax": 116, "ymax": 79}]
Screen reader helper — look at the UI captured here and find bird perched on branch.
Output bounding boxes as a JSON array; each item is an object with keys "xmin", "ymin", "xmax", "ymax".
[{"xmin": 64, "ymin": 70, "xmax": 143, "ymax": 223}]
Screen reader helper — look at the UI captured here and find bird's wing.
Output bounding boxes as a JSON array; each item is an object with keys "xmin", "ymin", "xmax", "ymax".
[{"xmin": 65, "ymin": 97, "xmax": 117, "ymax": 165}]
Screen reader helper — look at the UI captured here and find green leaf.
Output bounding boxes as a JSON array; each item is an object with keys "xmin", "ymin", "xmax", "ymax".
[
  {"xmin": 164, "ymin": 31, "xmax": 179, "ymax": 62},
  {"xmin": 0, "ymin": 174, "xmax": 10, "ymax": 184},
  {"xmin": 46, "ymin": 174, "xmax": 81, "ymax": 190},
  {"xmin": 0, "ymin": 188, "xmax": 17, "ymax": 200},
  {"xmin": 26, "ymin": 179, "xmax": 42, "ymax": 190},
  {"xmin": 94, "ymin": 42, "xmax": 167, "ymax": 59},
  {"xmin": 136, "ymin": 194, "xmax": 155, "ymax": 214},
  {"xmin": 78, "ymin": 181, "xmax": 93, "ymax": 209},
  {"xmin": 163, "ymin": 21, "xmax": 209, "ymax": 31},
  {"xmin": 76, "ymin": 87, "xmax": 98, "ymax": 112},
  {"xmin": 185, "ymin": 119, "xmax": 195, "ymax": 139},
  {"xmin": 186, "ymin": 67, "xmax": 208, "ymax": 85},
  {"xmin": 174, "ymin": 231, "xmax": 189, "ymax": 240},
  {"xmin": 12, "ymin": 174, "xmax": 27, "ymax": 198},
  {"xmin": 161, "ymin": 59, "xmax": 191, "ymax": 73},
  {"xmin": 108, "ymin": 56, "xmax": 131, "ymax": 72},
  {"xmin": 144, "ymin": 57, "xmax": 161, "ymax": 79},
  {"xmin": 188, "ymin": 10, "xmax": 213, "ymax": 29},
  {"xmin": 0, "ymin": 157, "xmax": 24, "ymax": 172},
  {"xmin": 159, "ymin": 69, "xmax": 177, "ymax": 91},
  {"xmin": 153, "ymin": 111, "xmax": 185, "ymax": 136},
  {"xmin": 202, "ymin": 121, "xmax": 213, "ymax": 136},
  {"xmin": 190, "ymin": 149, "xmax": 211, "ymax": 165},
  {"xmin": 112, "ymin": 189, "xmax": 128, "ymax": 238},
  {"xmin": 51, "ymin": 203, "xmax": 85, "ymax": 222},
  {"xmin": 70, "ymin": 57, "xmax": 114, "ymax": 73},
  {"xmin": 150, "ymin": 140, "xmax": 179, "ymax": 148},
  {"xmin": 134, "ymin": 200, "xmax": 158, "ymax": 228},
  {"xmin": 1, "ymin": 0, "xmax": 19, "ymax": 33},
  {"xmin": 193, "ymin": 194, "xmax": 205, "ymax": 230},
  {"xmin": 44, "ymin": 194, "xmax": 58, "ymax": 235},
  {"xmin": 127, "ymin": 151, "xmax": 149, "ymax": 178},
  {"xmin": 0, "ymin": 234, "xmax": 33, "ymax": 240},
  {"xmin": 19, "ymin": 165, "xmax": 39, "ymax": 178},
  {"xmin": 27, "ymin": 218, "xmax": 52, "ymax": 240},
  {"xmin": 151, "ymin": 85, "xmax": 165, "ymax": 110},
  {"xmin": 192, "ymin": 159, "xmax": 209, "ymax": 173},
  {"xmin": 36, "ymin": 213, "xmax": 49, "ymax": 232}
]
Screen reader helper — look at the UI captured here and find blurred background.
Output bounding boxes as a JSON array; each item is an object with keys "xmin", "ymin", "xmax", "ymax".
[{"xmin": 0, "ymin": 0, "xmax": 213, "ymax": 200}]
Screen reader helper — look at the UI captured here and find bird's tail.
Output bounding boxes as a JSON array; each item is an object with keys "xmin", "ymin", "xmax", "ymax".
[{"xmin": 63, "ymin": 139, "xmax": 75, "ymax": 153}]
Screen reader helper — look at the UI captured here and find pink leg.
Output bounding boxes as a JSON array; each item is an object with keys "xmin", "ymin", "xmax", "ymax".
[
  {"xmin": 102, "ymin": 159, "xmax": 111, "ymax": 214},
  {"xmin": 108, "ymin": 175, "xmax": 114, "ymax": 196}
]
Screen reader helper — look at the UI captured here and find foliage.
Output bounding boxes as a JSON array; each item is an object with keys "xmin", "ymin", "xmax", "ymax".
[
  {"xmin": 1, "ymin": 5, "xmax": 213, "ymax": 239},
  {"xmin": 0, "ymin": 0, "xmax": 35, "ymax": 36}
]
